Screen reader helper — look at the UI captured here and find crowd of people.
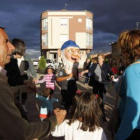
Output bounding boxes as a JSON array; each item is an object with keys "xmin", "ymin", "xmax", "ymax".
[{"xmin": 1, "ymin": 26, "xmax": 140, "ymax": 140}]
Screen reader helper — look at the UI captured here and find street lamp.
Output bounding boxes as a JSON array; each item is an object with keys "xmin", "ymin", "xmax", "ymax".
[{"xmin": 136, "ymin": 22, "xmax": 140, "ymax": 30}]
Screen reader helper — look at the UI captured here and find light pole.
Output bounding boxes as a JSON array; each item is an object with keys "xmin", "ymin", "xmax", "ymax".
[{"xmin": 136, "ymin": 22, "xmax": 140, "ymax": 30}]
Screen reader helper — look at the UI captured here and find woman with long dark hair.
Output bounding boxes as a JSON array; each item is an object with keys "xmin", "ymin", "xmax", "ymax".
[{"xmin": 51, "ymin": 92, "xmax": 107, "ymax": 140}]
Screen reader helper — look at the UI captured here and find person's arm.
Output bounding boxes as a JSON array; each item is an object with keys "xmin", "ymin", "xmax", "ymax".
[
  {"xmin": 56, "ymin": 73, "xmax": 73, "ymax": 82},
  {"xmin": 36, "ymin": 75, "xmax": 46, "ymax": 83},
  {"xmin": 107, "ymin": 64, "xmax": 113, "ymax": 76},
  {"xmin": 0, "ymin": 83, "xmax": 57, "ymax": 139},
  {"xmin": 115, "ymin": 66, "xmax": 140, "ymax": 140},
  {"xmin": 10, "ymin": 85, "xmax": 27, "ymax": 97},
  {"xmin": 36, "ymin": 93, "xmax": 45, "ymax": 101},
  {"xmin": 0, "ymin": 82, "xmax": 66, "ymax": 139},
  {"xmin": 10, "ymin": 82, "xmax": 36, "ymax": 96},
  {"xmin": 25, "ymin": 55, "xmax": 37, "ymax": 78},
  {"xmin": 80, "ymin": 69, "xmax": 89, "ymax": 76},
  {"xmin": 106, "ymin": 64, "xmax": 114, "ymax": 80}
]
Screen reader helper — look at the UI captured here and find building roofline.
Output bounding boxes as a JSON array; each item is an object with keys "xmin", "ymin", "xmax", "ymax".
[{"xmin": 41, "ymin": 10, "xmax": 93, "ymax": 15}]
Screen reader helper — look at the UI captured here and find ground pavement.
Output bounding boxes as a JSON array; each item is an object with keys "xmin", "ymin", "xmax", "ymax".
[{"xmin": 25, "ymin": 73, "xmax": 117, "ymax": 140}]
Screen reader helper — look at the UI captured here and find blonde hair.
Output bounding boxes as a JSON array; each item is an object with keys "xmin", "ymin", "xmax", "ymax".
[
  {"xmin": 97, "ymin": 54, "xmax": 105, "ymax": 60},
  {"xmin": 118, "ymin": 30, "xmax": 140, "ymax": 65}
]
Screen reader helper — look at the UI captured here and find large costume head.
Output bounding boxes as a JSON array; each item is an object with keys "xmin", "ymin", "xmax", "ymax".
[{"xmin": 58, "ymin": 40, "xmax": 81, "ymax": 74}]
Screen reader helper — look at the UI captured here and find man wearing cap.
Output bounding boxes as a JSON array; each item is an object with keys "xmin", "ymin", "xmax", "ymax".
[{"xmin": 57, "ymin": 40, "xmax": 81, "ymax": 110}]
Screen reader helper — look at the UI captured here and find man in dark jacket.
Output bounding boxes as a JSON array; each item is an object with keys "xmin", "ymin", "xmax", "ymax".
[{"xmin": 0, "ymin": 27, "xmax": 66, "ymax": 140}]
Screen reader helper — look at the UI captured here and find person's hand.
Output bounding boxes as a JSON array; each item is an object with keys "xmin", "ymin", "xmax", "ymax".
[
  {"xmin": 26, "ymin": 82, "xmax": 36, "ymax": 93},
  {"xmin": 54, "ymin": 108, "xmax": 66, "ymax": 125},
  {"xmin": 80, "ymin": 71, "xmax": 84, "ymax": 76},
  {"xmin": 110, "ymin": 75, "xmax": 114, "ymax": 81},
  {"xmin": 33, "ymin": 78, "xmax": 38, "ymax": 83}
]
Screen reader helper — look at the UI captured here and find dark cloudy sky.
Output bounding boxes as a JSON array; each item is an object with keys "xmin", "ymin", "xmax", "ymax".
[{"xmin": 1, "ymin": 0, "xmax": 140, "ymax": 58}]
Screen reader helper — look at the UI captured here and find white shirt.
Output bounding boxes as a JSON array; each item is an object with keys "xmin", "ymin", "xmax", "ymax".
[
  {"xmin": 51, "ymin": 120, "xmax": 107, "ymax": 140},
  {"xmin": 17, "ymin": 56, "xmax": 25, "ymax": 75}
]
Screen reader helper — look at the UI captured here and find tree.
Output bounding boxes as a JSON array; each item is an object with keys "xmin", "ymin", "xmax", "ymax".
[{"xmin": 38, "ymin": 56, "xmax": 46, "ymax": 73}]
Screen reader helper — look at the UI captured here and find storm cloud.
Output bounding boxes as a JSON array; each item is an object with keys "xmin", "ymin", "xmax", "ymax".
[{"xmin": 0, "ymin": 0, "xmax": 140, "ymax": 57}]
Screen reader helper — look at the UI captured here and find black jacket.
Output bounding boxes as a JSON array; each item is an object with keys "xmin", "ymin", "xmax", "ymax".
[
  {"xmin": 5, "ymin": 57, "xmax": 25, "ymax": 86},
  {"xmin": 90, "ymin": 63, "xmax": 113, "ymax": 82}
]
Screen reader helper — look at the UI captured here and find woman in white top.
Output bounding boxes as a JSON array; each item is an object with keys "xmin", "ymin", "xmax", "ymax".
[{"xmin": 51, "ymin": 92, "xmax": 107, "ymax": 140}]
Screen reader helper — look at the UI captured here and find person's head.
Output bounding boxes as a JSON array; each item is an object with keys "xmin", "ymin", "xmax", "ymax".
[
  {"xmin": 42, "ymin": 88, "xmax": 53, "ymax": 98},
  {"xmin": 58, "ymin": 40, "xmax": 81, "ymax": 73},
  {"xmin": 91, "ymin": 58, "xmax": 97, "ymax": 64},
  {"xmin": 119, "ymin": 66, "xmax": 126, "ymax": 75},
  {"xmin": 46, "ymin": 65, "xmax": 54, "ymax": 74},
  {"xmin": 112, "ymin": 63, "xmax": 117, "ymax": 67},
  {"xmin": 97, "ymin": 54, "xmax": 105, "ymax": 64},
  {"xmin": 69, "ymin": 92, "xmax": 102, "ymax": 132},
  {"xmin": 118, "ymin": 30, "xmax": 140, "ymax": 65},
  {"xmin": 0, "ymin": 27, "xmax": 15, "ymax": 68},
  {"xmin": 12, "ymin": 38, "xmax": 26, "ymax": 58}
]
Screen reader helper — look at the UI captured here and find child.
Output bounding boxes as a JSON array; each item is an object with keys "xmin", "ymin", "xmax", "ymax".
[
  {"xmin": 35, "ymin": 65, "xmax": 56, "ymax": 90},
  {"xmin": 36, "ymin": 88, "xmax": 58, "ymax": 121},
  {"xmin": 50, "ymin": 92, "xmax": 107, "ymax": 140}
]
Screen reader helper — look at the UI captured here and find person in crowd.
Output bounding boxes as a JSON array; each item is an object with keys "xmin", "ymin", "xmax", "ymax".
[
  {"xmin": 5, "ymin": 38, "xmax": 32, "ymax": 118},
  {"xmin": 112, "ymin": 66, "xmax": 125, "ymax": 83},
  {"xmin": 51, "ymin": 92, "xmax": 107, "ymax": 140},
  {"xmin": 111, "ymin": 63, "xmax": 118, "ymax": 77},
  {"xmin": 81, "ymin": 54, "xmax": 114, "ymax": 121},
  {"xmin": 36, "ymin": 88, "xmax": 58, "ymax": 121},
  {"xmin": 0, "ymin": 27, "xmax": 66, "ymax": 139},
  {"xmin": 12, "ymin": 38, "xmax": 36, "ymax": 112},
  {"xmin": 88, "ymin": 58, "xmax": 97, "ymax": 86},
  {"xmin": 56, "ymin": 40, "xmax": 81, "ymax": 110},
  {"xmin": 34, "ymin": 65, "xmax": 56, "ymax": 90},
  {"xmin": 115, "ymin": 30, "xmax": 140, "ymax": 140},
  {"xmin": 72, "ymin": 61, "xmax": 79, "ymax": 81},
  {"xmin": 12, "ymin": 38, "xmax": 37, "ymax": 80},
  {"xmin": 83, "ymin": 58, "xmax": 90, "ymax": 84}
]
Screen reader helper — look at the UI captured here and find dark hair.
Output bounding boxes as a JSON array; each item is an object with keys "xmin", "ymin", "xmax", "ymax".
[
  {"xmin": 42, "ymin": 88, "xmax": 53, "ymax": 97},
  {"xmin": 68, "ymin": 92, "xmax": 102, "ymax": 132},
  {"xmin": 67, "ymin": 93, "xmax": 82, "ymax": 119},
  {"xmin": 46, "ymin": 65, "xmax": 55, "ymax": 74},
  {"xmin": 12, "ymin": 38, "xmax": 26, "ymax": 56},
  {"xmin": 118, "ymin": 30, "xmax": 140, "ymax": 65},
  {"xmin": 118, "ymin": 66, "xmax": 126, "ymax": 75}
]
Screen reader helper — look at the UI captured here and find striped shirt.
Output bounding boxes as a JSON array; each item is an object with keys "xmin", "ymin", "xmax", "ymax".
[{"xmin": 37, "ymin": 74, "xmax": 56, "ymax": 90}]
